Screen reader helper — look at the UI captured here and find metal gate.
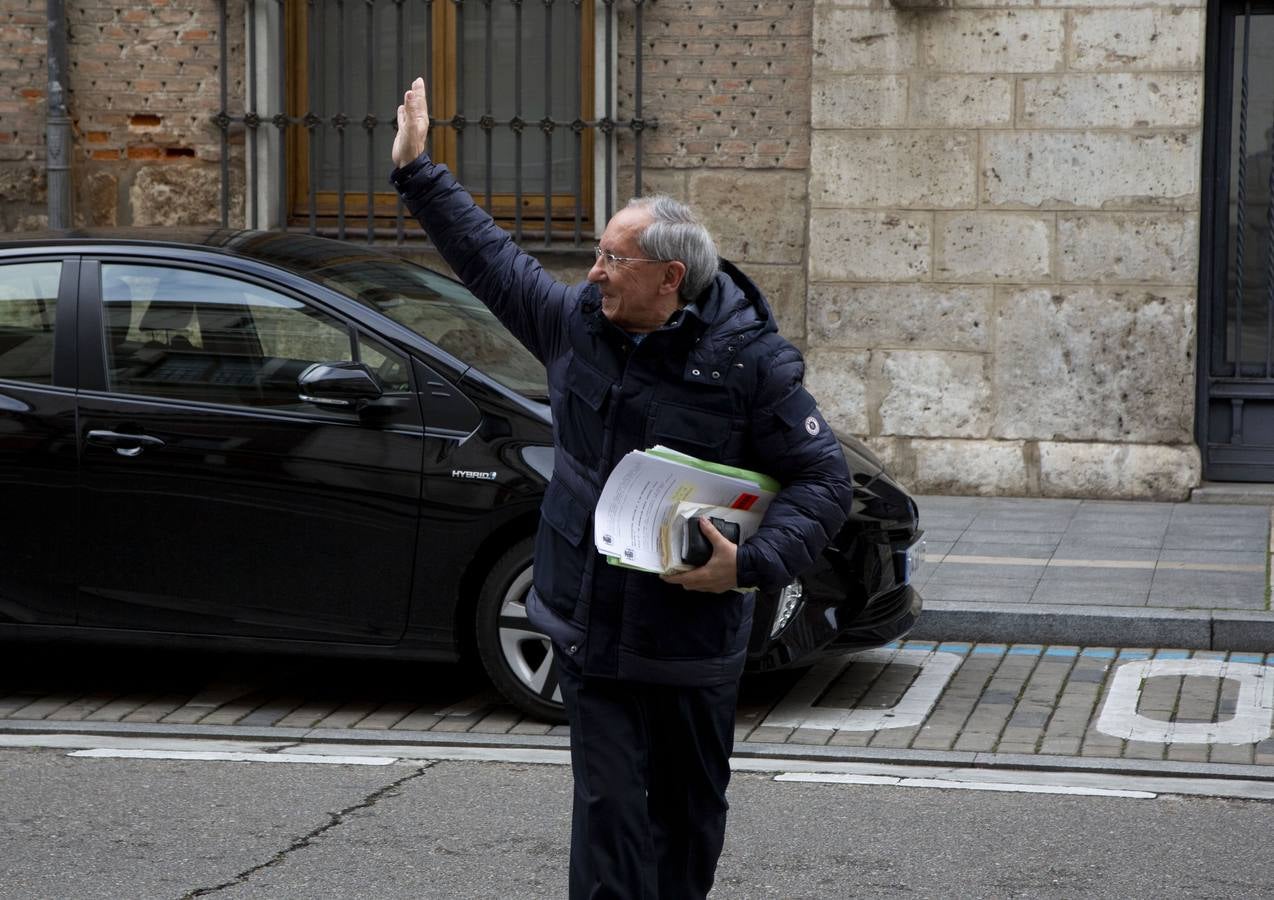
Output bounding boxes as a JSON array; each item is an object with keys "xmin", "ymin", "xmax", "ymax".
[{"xmin": 1199, "ymin": 0, "xmax": 1274, "ymax": 480}]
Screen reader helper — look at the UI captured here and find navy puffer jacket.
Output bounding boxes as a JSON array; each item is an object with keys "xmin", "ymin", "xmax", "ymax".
[{"xmin": 393, "ymin": 155, "xmax": 852, "ymax": 686}]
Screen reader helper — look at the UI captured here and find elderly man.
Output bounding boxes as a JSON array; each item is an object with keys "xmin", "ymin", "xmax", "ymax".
[{"xmin": 391, "ymin": 77, "xmax": 852, "ymax": 899}]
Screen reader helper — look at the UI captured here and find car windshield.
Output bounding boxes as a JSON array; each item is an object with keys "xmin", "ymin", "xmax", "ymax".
[{"xmin": 234, "ymin": 234, "xmax": 549, "ymax": 398}]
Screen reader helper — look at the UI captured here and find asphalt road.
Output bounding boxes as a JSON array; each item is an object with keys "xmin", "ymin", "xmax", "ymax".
[{"xmin": 3, "ymin": 747, "xmax": 1272, "ymax": 899}]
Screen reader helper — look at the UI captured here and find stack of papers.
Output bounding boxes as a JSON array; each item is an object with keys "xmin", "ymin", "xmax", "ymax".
[{"xmin": 593, "ymin": 445, "xmax": 779, "ymax": 575}]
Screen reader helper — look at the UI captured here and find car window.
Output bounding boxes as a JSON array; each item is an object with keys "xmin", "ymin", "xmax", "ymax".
[
  {"xmin": 0, "ymin": 261, "xmax": 61, "ymax": 385},
  {"xmin": 274, "ymin": 260, "xmax": 548, "ymax": 399},
  {"xmin": 101, "ymin": 263, "xmax": 356, "ymax": 411},
  {"xmin": 225, "ymin": 233, "xmax": 550, "ymax": 398},
  {"xmin": 357, "ymin": 332, "xmax": 411, "ymax": 393},
  {"xmin": 319, "ymin": 259, "xmax": 549, "ymax": 397}
]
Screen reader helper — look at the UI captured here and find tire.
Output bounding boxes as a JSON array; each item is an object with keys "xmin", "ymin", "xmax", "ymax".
[{"xmin": 474, "ymin": 537, "xmax": 567, "ymax": 723}]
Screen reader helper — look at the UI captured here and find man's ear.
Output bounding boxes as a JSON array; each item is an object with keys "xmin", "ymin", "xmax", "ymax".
[{"xmin": 659, "ymin": 260, "xmax": 687, "ymax": 298}]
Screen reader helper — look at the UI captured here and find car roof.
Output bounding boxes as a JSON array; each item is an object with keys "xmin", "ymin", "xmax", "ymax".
[
  {"xmin": 0, "ymin": 226, "xmax": 409, "ymax": 273},
  {"xmin": 2, "ymin": 226, "xmax": 244, "ymax": 252}
]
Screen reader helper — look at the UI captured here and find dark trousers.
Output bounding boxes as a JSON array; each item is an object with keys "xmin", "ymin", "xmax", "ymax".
[{"xmin": 556, "ymin": 655, "xmax": 739, "ymax": 900}]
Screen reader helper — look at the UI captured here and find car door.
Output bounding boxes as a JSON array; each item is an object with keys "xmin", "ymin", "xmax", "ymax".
[
  {"xmin": 0, "ymin": 255, "xmax": 78, "ymax": 626},
  {"xmin": 75, "ymin": 256, "xmax": 423, "ymax": 643}
]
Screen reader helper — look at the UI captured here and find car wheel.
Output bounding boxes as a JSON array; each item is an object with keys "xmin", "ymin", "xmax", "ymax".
[{"xmin": 475, "ymin": 537, "xmax": 567, "ymax": 723}]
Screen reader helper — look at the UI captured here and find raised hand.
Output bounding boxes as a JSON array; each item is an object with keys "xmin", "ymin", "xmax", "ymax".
[{"xmin": 392, "ymin": 76, "xmax": 430, "ymax": 168}]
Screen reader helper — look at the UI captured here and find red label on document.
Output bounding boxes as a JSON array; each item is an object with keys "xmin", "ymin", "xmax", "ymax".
[{"xmin": 730, "ymin": 493, "xmax": 759, "ymax": 510}]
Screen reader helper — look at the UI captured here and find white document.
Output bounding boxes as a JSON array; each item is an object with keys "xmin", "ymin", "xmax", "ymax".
[{"xmin": 593, "ymin": 446, "xmax": 776, "ymax": 574}]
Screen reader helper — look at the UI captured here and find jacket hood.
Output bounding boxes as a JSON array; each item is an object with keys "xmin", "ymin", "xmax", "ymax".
[{"xmin": 684, "ymin": 258, "xmax": 779, "ymax": 382}]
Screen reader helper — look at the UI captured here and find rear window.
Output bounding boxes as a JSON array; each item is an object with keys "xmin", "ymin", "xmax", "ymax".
[{"xmin": 0, "ymin": 261, "xmax": 61, "ymax": 385}]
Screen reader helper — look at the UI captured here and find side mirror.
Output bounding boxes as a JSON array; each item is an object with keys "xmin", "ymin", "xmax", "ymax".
[{"xmin": 297, "ymin": 361, "xmax": 383, "ymax": 408}]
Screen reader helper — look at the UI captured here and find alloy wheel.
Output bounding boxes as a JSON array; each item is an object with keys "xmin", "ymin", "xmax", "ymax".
[{"xmin": 495, "ymin": 565, "xmax": 562, "ymax": 705}]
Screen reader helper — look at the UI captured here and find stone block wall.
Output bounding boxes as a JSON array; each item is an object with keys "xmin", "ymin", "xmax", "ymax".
[
  {"xmin": 0, "ymin": 0, "xmax": 244, "ymax": 233},
  {"xmin": 805, "ymin": 0, "xmax": 1206, "ymax": 499}
]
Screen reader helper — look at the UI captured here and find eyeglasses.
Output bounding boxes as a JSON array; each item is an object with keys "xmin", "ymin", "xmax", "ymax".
[{"xmin": 593, "ymin": 245, "xmax": 667, "ymax": 270}]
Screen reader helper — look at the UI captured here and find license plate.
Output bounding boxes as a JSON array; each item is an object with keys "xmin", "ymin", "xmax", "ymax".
[{"xmin": 897, "ymin": 539, "xmax": 926, "ymax": 584}]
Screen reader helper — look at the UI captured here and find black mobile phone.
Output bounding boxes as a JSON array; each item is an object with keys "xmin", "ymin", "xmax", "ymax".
[{"xmin": 681, "ymin": 515, "xmax": 741, "ymax": 566}]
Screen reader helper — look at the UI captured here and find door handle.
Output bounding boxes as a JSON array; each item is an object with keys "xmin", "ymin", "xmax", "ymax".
[{"xmin": 86, "ymin": 429, "xmax": 166, "ymax": 457}]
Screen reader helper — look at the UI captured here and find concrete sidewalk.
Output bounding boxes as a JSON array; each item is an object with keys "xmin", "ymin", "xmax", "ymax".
[{"xmin": 907, "ymin": 494, "xmax": 1274, "ymax": 651}]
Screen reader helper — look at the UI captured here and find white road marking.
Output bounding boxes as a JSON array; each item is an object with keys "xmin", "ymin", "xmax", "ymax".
[
  {"xmin": 69, "ymin": 748, "xmax": 397, "ymax": 765},
  {"xmin": 935, "ymin": 554, "xmax": 1264, "ymax": 574},
  {"xmin": 774, "ymin": 772, "xmax": 900, "ymax": 786},
  {"xmin": 775, "ymin": 771, "xmax": 1156, "ymax": 799},
  {"xmin": 338, "ymin": 745, "xmax": 573, "ymax": 766},
  {"xmin": 761, "ymin": 649, "xmax": 961, "ymax": 731},
  {"xmin": 0, "ymin": 735, "xmax": 1266, "ymax": 801},
  {"xmin": 940, "ymin": 555, "xmax": 1149, "ymax": 569},
  {"xmin": 1152, "ymin": 560, "xmax": 1266, "ymax": 573},
  {"xmin": 1096, "ymin": 659, "xmax": 1274, "ymax": 745}
]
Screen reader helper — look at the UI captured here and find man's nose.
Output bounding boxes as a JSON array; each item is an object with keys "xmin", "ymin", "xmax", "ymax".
[{"xmin": 587, "ymin": 258, "xmax": 607, "ymax": 284}]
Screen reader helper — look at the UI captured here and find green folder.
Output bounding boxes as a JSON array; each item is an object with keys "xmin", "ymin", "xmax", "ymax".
[{"xmin": 643, "ymin": 445, "xmax": 781, "ymax": 494}]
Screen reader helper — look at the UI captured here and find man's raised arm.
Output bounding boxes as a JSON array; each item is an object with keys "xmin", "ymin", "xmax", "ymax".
[{"xmin": 390, "ymin": 77, "xmax": 573, "ymax": 364}]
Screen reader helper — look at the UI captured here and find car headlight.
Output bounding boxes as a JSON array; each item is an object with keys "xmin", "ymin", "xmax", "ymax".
[
  {"xmin": 895, "ymin": 538, "xmax": 926, "ymax": 585},
  {"xmin": 770, "ymin": 579, "xmax": 804, "ymax": 638},
  {"xmin": 520, "ymin": 445, "xmax": 555, "ymax": 482}
]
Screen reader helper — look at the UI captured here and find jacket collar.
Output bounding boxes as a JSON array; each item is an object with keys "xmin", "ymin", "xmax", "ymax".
[{"xmin": 682, "ymin": 258, "xmax": 777, "ymax": 387}]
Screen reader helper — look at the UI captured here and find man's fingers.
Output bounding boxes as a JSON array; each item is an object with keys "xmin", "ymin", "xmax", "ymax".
[
  {"xmin": 405, "ymin": 79, "xmax": 428, "ymax": 122},
  {"xmin": 699, "ymin": 517, "xmax": 734, "ymax": 547}
]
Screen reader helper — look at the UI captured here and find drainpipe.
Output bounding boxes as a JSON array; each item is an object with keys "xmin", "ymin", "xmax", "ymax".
[{"xmin": 46, "ymin": 0, "xmax": 71, "ymax": 229}]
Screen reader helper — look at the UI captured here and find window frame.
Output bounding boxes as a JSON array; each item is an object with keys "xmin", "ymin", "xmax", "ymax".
[
  {"xmin": 0, "ymin": 256, "xmax": 77, "ymax": 390},
  {"xmin": 284, "ymin": 0, "xmax": 597, "ymax": 235}
]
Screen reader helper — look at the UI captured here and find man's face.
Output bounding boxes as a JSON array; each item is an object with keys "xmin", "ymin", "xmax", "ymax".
[{"xmin": 587, "ymin": 207, "xmax": 684, "ymax": 334}]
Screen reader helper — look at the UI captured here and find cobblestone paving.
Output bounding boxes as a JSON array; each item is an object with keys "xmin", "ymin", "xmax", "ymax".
[{"xmin": 4, "ymin": 641, "xmax": 1274, "ymax": 766}]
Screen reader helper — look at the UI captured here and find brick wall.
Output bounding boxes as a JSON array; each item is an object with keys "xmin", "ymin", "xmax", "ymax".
[
  {"xmin": 0, "ymin": 0, "xmax": 244, "ymax": 233},
  {"xmin": 0, "ymin": 0, "xmax": 52, "ymax": 230},
  {"xmin": 625, "ymin": 0, "xmax": 811, "ymax": 171},
  {"xmin": 617, "ymin": 0, "xmax": 816, "ymax": 342}
]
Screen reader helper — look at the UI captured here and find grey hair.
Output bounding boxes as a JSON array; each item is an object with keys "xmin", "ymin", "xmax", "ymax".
[{"xmin": 625, "ymin": 195, "xmax": 719, "ymax": 303}]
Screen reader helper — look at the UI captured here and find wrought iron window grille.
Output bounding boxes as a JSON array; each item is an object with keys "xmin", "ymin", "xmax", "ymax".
[{"xmin": 215, "ymin": 0, "xmax": 655, "ymax": 249}]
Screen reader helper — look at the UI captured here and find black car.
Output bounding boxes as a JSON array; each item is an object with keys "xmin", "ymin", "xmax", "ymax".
[{"xmin": 0, "ymin": 228, "xmax": 922, "ymax": 721}]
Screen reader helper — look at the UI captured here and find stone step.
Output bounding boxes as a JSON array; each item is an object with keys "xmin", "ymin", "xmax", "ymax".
[{"xmin": 1191, "ymin": 482, "xmax": 1274, "ymax": 506}]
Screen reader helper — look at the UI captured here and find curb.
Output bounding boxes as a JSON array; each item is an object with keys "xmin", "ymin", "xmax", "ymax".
[
  {"xmin": 909, "ymin": 601, "xmax": 1274, "ymax": 652},
  {"xmin": 4, "ymin": 719, "xmax": 1273, "ymax": 784},
  {"xmin": 0, "ymin": 719, "xmax": 559, "ymax": 748},
  {"xmin": 731, "ymin": 741, "xmax": 1274, "ymax": 784}
]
